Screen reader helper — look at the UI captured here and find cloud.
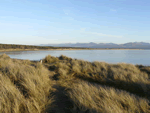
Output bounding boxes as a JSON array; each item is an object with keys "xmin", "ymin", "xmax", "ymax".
[
  {"xmin": 79, "ymin": 28, "xmax": 122, "ymax": 38},
  {"xmin": 87, "ymin": 32, "xmax": 123, "ymax": 38},
  {"xmin": 62, "ymin": 8, "xmax": 75, "ymax": 20}
]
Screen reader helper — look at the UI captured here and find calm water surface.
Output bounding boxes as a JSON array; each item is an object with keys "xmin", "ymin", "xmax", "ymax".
[{"xmin": 0, "ymin": 50, "xmax": 150, "ymax": 66}]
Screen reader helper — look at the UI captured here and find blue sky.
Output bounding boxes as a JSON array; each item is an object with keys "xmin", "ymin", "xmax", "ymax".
[{"xmin": 0, "ymin": 0, "xmax": 150, "ymax": 45}]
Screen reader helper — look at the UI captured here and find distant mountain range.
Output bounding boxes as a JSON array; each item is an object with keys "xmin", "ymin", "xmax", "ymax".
[{"xmin": 40, "ymin": 42, "xmax": 150, "ymax": 49}]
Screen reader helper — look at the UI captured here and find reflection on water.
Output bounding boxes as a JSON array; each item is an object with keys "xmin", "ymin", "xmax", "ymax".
[{"xmin": 0, "ymin": 50, "xmax": 150, "ymax": 66}]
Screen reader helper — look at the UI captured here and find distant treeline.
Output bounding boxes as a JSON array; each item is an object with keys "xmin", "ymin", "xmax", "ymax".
[{"xmin": 0, "ymin": 44, "xmax": 88, "ymax": 50}]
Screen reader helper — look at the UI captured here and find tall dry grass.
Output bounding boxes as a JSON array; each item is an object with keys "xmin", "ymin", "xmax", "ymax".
[
  {"xmin": 65, "ymin": 80, "xmax": 150, "ymax": 113},
  {"xmin": 1, "ymin": 54, "xmax": 150, "ymax": 113},
  {"xmin": 44, "ymin": 55, "xmax": 150, "ymax": 100},
  {"xmin": 0, "ymin": 54, "xmax": 54, "ymax": 113},
  {"xmin": 43, "ymin": 55, "xmax": 59, "ymax": 63}
]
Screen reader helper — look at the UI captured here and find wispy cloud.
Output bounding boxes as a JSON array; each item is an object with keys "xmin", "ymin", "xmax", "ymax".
[
  {"xmin": 79, "ymin": 28, "xmax": 122, "ymax": 38},
  {"xmin": 62, "ymin": 8, "xmax": 75, "ymax": 20},
  {"xmin": 89, "ymin": 32, "xmax": 122, "ymax": 38},
  {"xmin": 80, "ymin": 29, "xmax": 123, "ymax": 38}
]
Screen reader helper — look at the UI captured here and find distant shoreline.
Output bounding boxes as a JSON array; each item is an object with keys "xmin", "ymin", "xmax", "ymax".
[{"xmin": 0, "ymin": 48, "xmax": 144, "ymax": 52}]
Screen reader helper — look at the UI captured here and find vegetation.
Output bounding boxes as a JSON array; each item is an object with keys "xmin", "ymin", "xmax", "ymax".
[
  {"xmin": 0, "ymin": 43, "xmax": 89, "ymax": 50},
  {"xmin": 0, "ymin": 54, "xmax": 55, "ymax": 113},
  {"xmin": 0, "ymin": 54, "xmax": 150, "ymax": 113}
]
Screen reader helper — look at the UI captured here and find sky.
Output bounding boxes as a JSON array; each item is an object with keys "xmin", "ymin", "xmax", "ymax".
[{"xmin": 0, "ymin": 0, "xmax": 150, "ymax": 45}]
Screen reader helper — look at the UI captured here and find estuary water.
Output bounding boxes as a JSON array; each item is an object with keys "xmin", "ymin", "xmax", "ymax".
[{"xmin": 0, "ymin": 50, "xmax": 150, "ymax": 66}]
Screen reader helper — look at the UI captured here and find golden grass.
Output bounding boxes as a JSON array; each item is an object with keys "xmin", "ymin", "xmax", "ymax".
[
  {"xmin": 43, "ymin": 55, "xmax": 59, "ymax": 63},
  {"xmin": 0, "ymin": 54, "xmax": 150, "ymax": 113},
  {"xmin": 59, "ymin": 55, "xmax": 72, "ymax": 61},
  {"xmin": 65, "ymin": 80, "xmax": 150, "ymax": 113},
  {"xmin": 43, "ymin": 55, "xmax": 150, "ymax": 112},
  {"xmin": 0, "ymin": 54, "xmax": 55, "ymax": 113},
  {"xmin": 47, "ymin": 56, "xmax": 150, "ymax": 99}
]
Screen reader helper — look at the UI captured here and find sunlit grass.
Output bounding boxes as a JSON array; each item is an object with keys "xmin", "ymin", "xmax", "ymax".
[
  {"xmin": 0, "ymin": 54, "xmax": 150, "ymax": 113},
  {"xmin": 0, "ymin": 54, "xmax": 55, "ymax": 113}
]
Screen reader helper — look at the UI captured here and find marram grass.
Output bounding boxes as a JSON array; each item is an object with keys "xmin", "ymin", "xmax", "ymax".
[{"xmin": 0, "ymin": 54, "xmax": 149, "ymax": 113}]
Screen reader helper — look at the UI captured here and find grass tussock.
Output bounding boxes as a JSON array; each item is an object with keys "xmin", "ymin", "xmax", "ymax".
[
  {"xmin": 0, "ymin": 54, "xmax": 55, "ymax": 113},
  {"xmin": 43, "ymin": 55, "xmax": 59, "ymax": 63},
  {"xmin": 65, "ymin": 80, "xmax": 150, "ymax": 113},
  {"xmin": 43, "ymin": 55, "xmax": 150, "ymax": 100},
  {"xmin": 59, "ymin": 55, "xmax": 72, "ymax": 61},
  {"xmin": 1, "ymin": 54, "xmax": 150, "ymax": 113},
  {"xmin": 136, "ymin": 65, "xmax": 150, "ymax": 79}
]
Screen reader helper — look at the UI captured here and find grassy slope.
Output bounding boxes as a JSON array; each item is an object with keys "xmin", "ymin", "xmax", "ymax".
[{"xmin": 0, "ymin": 54, "xmax": 150, "ymax": 113}]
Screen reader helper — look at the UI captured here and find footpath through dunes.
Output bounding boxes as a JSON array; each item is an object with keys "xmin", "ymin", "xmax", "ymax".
[{"xmin": 0, "ymin": 54, "xmax": 150, "ymax": 113}]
